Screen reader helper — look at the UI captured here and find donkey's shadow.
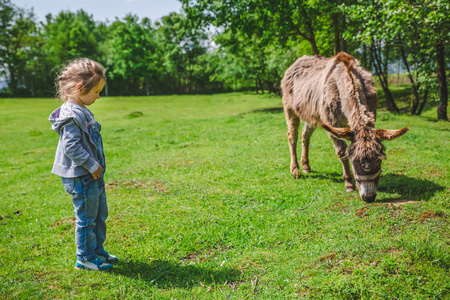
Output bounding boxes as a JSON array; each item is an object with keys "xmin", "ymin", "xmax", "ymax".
[
  {"xmin": 306, "ymin": 171, "xmax": 346, "ymax": 184},
  {"xmin": 112, "ymin": 259, "xmax": 241, "ymax": 289},
  {"xmin": 377, "ymin": 174, "xmax": 445, "ymax": 202},
  {"xmin": 306, "ymin": 172, "xmax": 444, "ymax": 202}
]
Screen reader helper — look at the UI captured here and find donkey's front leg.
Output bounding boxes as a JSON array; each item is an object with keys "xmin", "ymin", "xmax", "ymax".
[
  {"xmin": 301, "ymin": 122, "xmax": 315, "ymax": 174},
  {"xmin": 285, "ymin": 110, "xmax": 301, "ymax": 178},
  {"xmin": 331, "ymin": 136, "xmax": 355, "ymax": 192}
]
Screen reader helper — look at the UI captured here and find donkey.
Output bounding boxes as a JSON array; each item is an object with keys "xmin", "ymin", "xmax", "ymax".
[{"xmin": 281, "ymin": 52, "xmax": 408, "ymax": 203}]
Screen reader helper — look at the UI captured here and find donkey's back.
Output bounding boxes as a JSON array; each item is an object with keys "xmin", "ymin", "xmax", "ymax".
[{"xmin": 281, "ymin": 53, "xmax": 371, "ymax": 128}]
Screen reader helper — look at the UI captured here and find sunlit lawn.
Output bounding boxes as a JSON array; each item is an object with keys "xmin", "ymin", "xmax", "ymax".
[{"xmin": 0, "ymin": 90, "xmax": 449, "ymax": 299}]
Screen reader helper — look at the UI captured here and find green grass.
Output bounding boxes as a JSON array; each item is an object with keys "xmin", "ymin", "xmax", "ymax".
[{"xmin": 0, "ymin": 91, "xmax": 449, "ymax": 299}]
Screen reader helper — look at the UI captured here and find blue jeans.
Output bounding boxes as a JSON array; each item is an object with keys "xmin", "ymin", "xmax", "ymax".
[
  {"xmin": 88, "ymin": 121, "xmax": 106, "ymax": 173},
  {"xmin": 62, "ymin": 174, "xmax": 108, "ymax": 261}
]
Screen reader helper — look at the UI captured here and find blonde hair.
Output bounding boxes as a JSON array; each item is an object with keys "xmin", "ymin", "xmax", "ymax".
[{"xmin": 56, "ymin": 58, "xmax": 106, "ymax": 101}]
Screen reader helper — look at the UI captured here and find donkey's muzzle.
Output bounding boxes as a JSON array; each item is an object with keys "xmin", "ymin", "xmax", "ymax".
[
  {"xmin": 360, "ymin": 192, "xmax": 376, "ymax": 203},
  {"xmin": 354, "ymin": 169, "xmax": 381, "ymax": 203},
  {"xmin": 357, "ymin": 180, "xmax": 379, "ymax": 203}
]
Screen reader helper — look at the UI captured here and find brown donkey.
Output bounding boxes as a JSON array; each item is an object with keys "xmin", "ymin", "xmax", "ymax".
[{"xmin": 281, "ymin": 52, "xmax": 408, "ymax": 203}]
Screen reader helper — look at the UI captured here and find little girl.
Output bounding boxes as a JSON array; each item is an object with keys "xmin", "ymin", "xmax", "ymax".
[{"xmin": 49, "ymin": 58, "xmax": 118, "ymax": 271}]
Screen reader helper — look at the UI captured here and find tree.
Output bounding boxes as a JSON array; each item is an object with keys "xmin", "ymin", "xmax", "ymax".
[
  {"xmin": 383, "ymin": 0, "xmax": 449, "ymax": 118},
  {"xmin": 155, "ymin": 12, "xmax": 210, "ymax": 94},
  {"xmin": 35, "ymin": 10, "xmax": 107, "ymax": 97},
  {"xmin": 343, "ymin": 1, "xmax": 400, "ymax": 113},
  {"xmin": 419, "ymin": 0, "xmax": 450, "ymax": 121},
  {"xmin": 181, "ymin": 0, "xmax": 369, "ymax": 94},
  {"xmin": 107, "ymin": 15, "xmax": 158, "ymax": 95},
  {"xmin": 0, "ymin": 0, "xmax": 38, "ymax": 96},
  {"xmin": 181, "ymin": 0, "xmax": 331, "ymax": 55},
  {"xmin": 344, "ymin": 0, "xmax": 449, "ymax": 119}
]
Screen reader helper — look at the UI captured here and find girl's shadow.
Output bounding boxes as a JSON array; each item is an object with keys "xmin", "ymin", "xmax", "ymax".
[{"xmin": 112, "ymin": 259, "xmax": 241, "ymax": 289}]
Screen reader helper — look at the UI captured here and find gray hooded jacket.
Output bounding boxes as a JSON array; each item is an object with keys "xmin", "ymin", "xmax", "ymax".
[{"xmin": 49, "ymin": 102, "xmax": 101, "ymax": 178}]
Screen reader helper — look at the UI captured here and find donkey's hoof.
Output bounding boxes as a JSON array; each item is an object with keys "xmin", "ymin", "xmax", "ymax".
[
  {"xmin": 301, "ymin": 164, "xmax": 311, "ymax": 174},
  {"xmin": 292, "ymin": 168, "xmax": 302, "ymax": 179},
  {"xmin": 345, "ymin": 183, "xmax": 355, "ymax": 192}
]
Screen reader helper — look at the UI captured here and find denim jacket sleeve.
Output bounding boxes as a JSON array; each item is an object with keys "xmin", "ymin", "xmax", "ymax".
[{"xmin": 61, "ymin": 119, "xmax": 99, "ymax": 174}]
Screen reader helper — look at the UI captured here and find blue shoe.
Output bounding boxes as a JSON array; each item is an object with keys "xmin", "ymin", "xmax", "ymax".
[
  {"xmin": 75, "ymin": 256, "xmax": 112, "ymax": 271},
  {"xmin": 97, "ymin": 250, "xmax": 119, "ymax": 263}
]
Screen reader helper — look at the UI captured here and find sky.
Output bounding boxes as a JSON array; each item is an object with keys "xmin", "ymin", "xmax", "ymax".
[{"xmin": 11, "ymin": 0, "xmax": 183, "ymax": 23}]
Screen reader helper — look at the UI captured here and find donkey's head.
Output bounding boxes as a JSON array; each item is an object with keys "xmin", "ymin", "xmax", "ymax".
[{"xmin": 322, "ymin": 124, "xmax": 408, "ymax": 203}]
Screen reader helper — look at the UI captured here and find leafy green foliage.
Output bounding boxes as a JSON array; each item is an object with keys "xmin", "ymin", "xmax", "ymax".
[
  {"xmin": 343, "ymin": 0, "xmax": 450, "ymax": 117},
  {"xmin": 154, "ymin": 12, "xmax": 210, "ymax": 94},
  {"xmin": 107, "ymin": 15, "xmax": 157, "ymax": 95},
  {"xmin": 0, "ymin": 0, "xmax": 448, "ymax": 119},
  {"xmin": 0, "ymin": 0, "xmax": 38, "ymax": 96},
  {"xmin": 41, "ymin": 10, "xmax": 101, "ymax": 65}
]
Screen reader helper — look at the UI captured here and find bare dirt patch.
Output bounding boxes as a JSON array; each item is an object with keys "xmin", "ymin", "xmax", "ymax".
[
  {"xmin": 419, "ymin": 210, "xmax": 444, "ymax": 223},
  {"xmin": 107, "ymin": 180, "xmax": 166, "ymax": 192},
  {"xmin": 422, "ymin": 168, "xmax": 445, "ymax": 179},
  {"xmin": 355, "ymin": 207, "xmax": 369, "ymax": 218},
  {"xmin": 355, "ymin": 200, "xmax": 420, "ymax": 218},
  {"xmin": 332, "ymin": 202, "xmax": 349, "ymax": 213},
  {"xmin": 389, "ymin": 199, "xmax": 420, "ymax": 207},
  {"xmin": 295, "ymin": 289, "xmax": 311, "ymax": 297},
  {"xmin": 384, "ymin": 203, "xmax": 403, "ymax": 217},
  {"xmin": 49, "ymin": 217, "xmax": 76, "ymax": 228},
  {"xmin": 318, "ymin": 252, "xmax": 337, "ymax": 262},
  {"xmin": 226, "ymin": 280, "xmax": 246, "ymax": 291},
  {"xmin": 182, "ymin": 246, "xmax": 234, "ymax": 263}
]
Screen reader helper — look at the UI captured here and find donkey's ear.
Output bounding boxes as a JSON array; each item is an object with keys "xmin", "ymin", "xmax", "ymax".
[
  {"xmin": 375, "ymin": 127, "xmax": 409, "ymax": 141},
  {"xmin": 322, "ymin": 123, "xmax": 353, "ymax": 140}
]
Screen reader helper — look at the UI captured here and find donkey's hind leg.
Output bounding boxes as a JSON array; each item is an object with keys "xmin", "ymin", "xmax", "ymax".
[
  {"xmin": 285, "ymin": 109, "xmax": 301, "ymax": 178},
  {"xmin": 301, "ymin": 122, "xmax": 315, "ymax": 174},
  {"xmin": 330, "ymin": 136, "xmax": 355, "ymax": 192}
]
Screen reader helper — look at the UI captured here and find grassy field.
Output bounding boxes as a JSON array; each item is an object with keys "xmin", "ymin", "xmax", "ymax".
[{"xmin": 0, "ymin": 91, "xmax": 449, "ymax": 299}]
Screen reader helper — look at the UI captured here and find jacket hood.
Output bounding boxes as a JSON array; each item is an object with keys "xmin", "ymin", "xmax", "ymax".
[{"xmin": 49, "ymin": 102, "xmax": 86, "ymax": 133}]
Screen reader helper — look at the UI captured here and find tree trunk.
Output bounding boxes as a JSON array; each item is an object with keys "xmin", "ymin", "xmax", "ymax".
[
  {"xmin": 436, "ymin": 41, "xmax": 448, "ymax": 121},
  {"xmin": 134, "ymin": 79, "xmax": 140, "ymax": 96},
  {"xmin": 361, "ymin": 44, "xmax": 368, "ymax": 69},
  {"xmin": 378, "ymin": 80, "xmax": 397, "ymax": 113},
  {"xmin": 105, "ymin": 81, "xmax": 109, "ymax": 97},
  {"xmin": 383, "ymin": 44, "xmax": 389, "ymax": 80},
  {"xmin": 300, "ymin": 6, "xmax": 319, "ymax": 55},
  {"xmin": 372, "ymin": 43, "xmax": 399, "ymax": 113},
  {"xmin": 309, "ymin": 33, "xmax": 319, "ymax": 55},
  {"xmin": 188, "ymin": 60, "xmax": 192, "ymax": 94},
  {"xmin": 8, "ymin": 68, "xmax": 17, "ymax": 96},
  {"xmin": 257, "ymin": 77, "xmax": 265, "ymax": 94},
  {"xmin": 368, "ymin": 45, "xmax": 374, "ymax": 72},
  {"xmin": 30, "ymin": 75, "xmax": 35, "ymax": 97},
  {"xmin": 341, "ymin": 14, "xmax": 347, "ymax": 52},
  {"xmin": 416, "ymin": 88, "xmax": 428, "ymax": 116},
  {"xmin": 331, "ymin": 13, "xmax": 340, "ymax": 55},
  {"xmin": 400, "ymin": 46, "xmax": 419, "ymax": 114}
]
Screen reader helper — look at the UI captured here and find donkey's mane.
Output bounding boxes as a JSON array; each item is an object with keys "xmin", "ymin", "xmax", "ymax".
[
  {"xmin": 334, "ymin": 53, "xmax": 384, "ymax": 161},
  {"xmin": 335, "ymin": 53, "xmax": 377, "ymax": 130},
  {"xmin": 335, "ymin": 52, "xmax": 355, "ymax": 71},
  {"xmin": 348, "ymin": 126, "xmax": 386, "ymax": 162}
]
